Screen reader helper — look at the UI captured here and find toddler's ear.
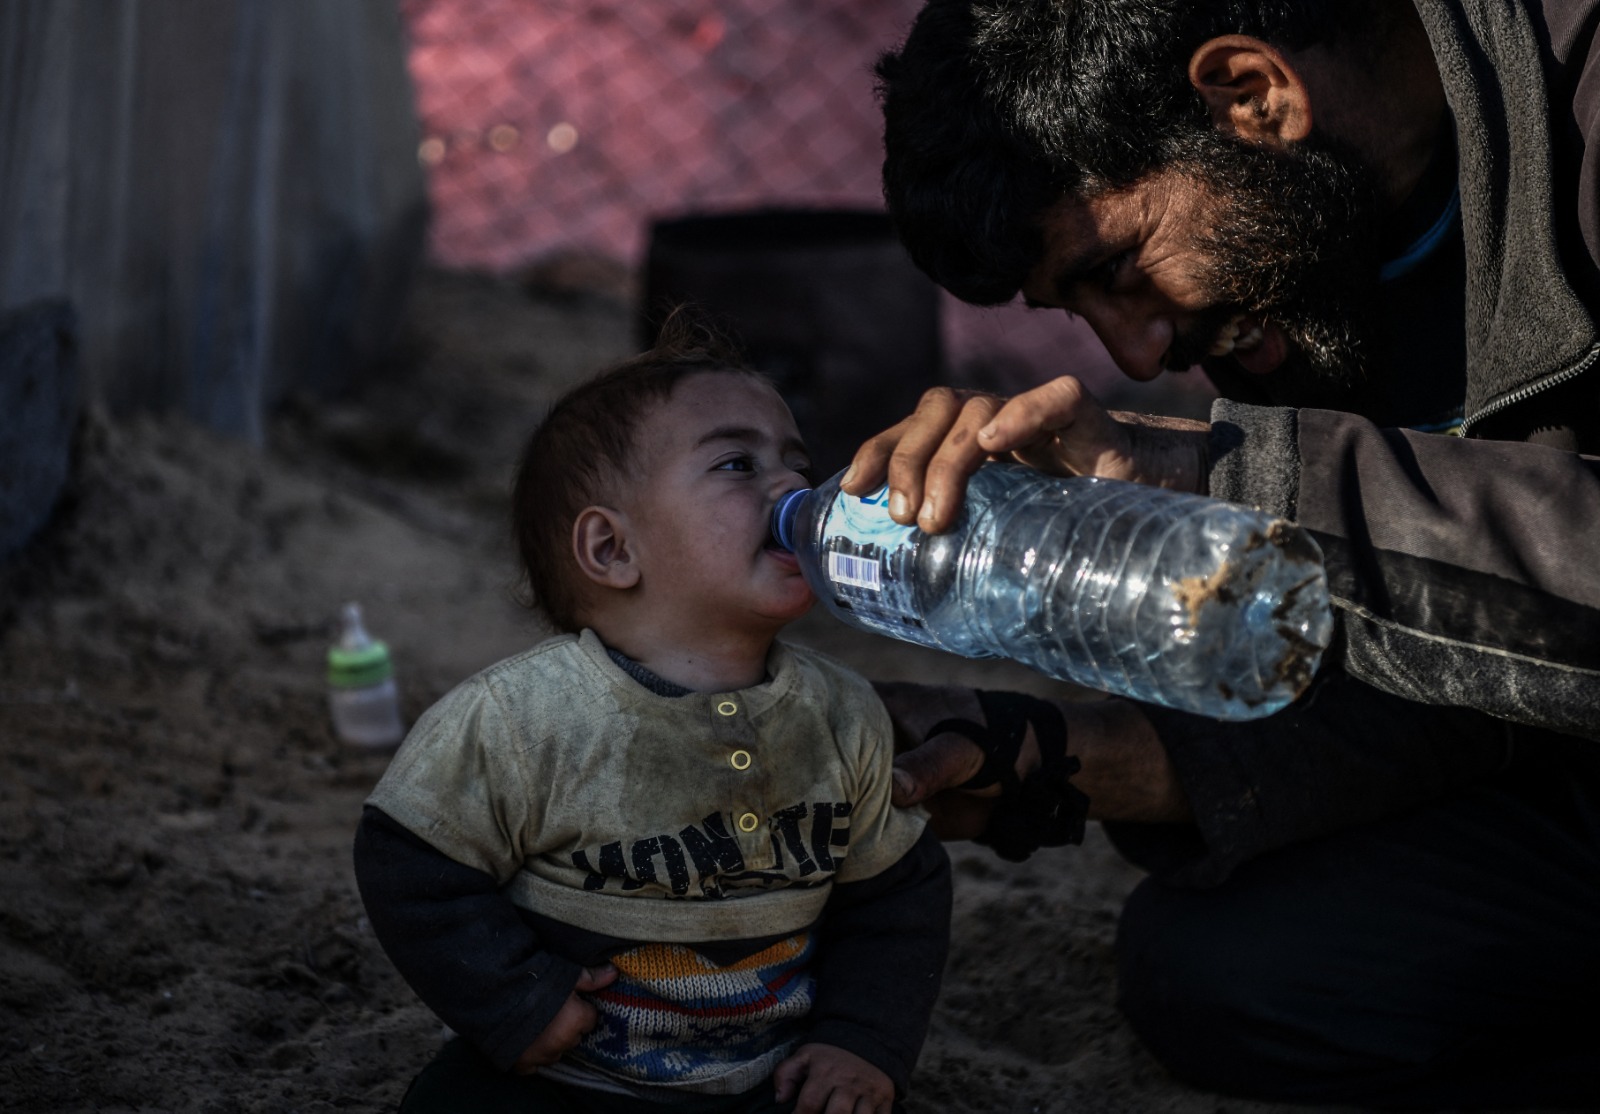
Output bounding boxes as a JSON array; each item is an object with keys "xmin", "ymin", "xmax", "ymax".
[{"xmin": 572, "ymin": 506, "xmax": 640, "ymax": 589}]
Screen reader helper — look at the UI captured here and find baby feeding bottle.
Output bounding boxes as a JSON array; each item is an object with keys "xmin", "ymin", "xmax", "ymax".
[{"xmin": 326, "ymin": 601, "xmax": 405, "ymax": 748}]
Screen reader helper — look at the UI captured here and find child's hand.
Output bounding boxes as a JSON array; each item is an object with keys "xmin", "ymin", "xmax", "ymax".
[
  {"xmin": 509, "ymin": 964, "xmax": 618, "ymax": 1075},
  {"xmin": 773, "ymin": 1043, "xmax": 895, "ymax": 1113}
]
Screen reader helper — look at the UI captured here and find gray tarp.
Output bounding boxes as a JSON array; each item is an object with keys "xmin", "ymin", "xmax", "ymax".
[{"xmin": 1, "ymin": 0, "xmax": 426, "ymax": 552}]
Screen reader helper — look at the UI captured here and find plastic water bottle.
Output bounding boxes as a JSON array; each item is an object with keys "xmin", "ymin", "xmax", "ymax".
[
  {"xmin": 326, "ymin": 602, "xmax": 406, "ymax": 748},
  {"xmin": 772, "ymin": 463, "xmax": 1333, "ymax": 720}
]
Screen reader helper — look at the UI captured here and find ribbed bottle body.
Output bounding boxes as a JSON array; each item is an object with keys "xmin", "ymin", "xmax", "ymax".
[{"xmin": 777, "ymin": 463, "xmax": 1332, "ymax": 719}]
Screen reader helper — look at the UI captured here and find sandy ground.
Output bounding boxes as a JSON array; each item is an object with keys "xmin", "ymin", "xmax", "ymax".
[{"xmin": 3, "ymin": 269, "xmax": 1324, "ymax": 1114}]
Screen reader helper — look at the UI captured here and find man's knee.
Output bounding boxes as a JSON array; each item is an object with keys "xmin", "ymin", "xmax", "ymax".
[
  {"xmin": 1115, "ymin": 877, "xmax": 1284, "ymax": 1093},
  {"xmin": 1115, "ymin": 871, "xmax": 1544, "ymax": 1105},
  {"xmin": 1115, "ymin": 875, "xmax": 1412, "ymax": 1103}
]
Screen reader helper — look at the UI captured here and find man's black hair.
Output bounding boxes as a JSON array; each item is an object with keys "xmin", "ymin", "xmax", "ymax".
[{"xmin": 877, "ymin": 0, "xmax": 1396, "ymax": 305}]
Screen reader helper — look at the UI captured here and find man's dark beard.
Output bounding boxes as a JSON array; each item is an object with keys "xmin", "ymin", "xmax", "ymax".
[{"xmin": 1165, "ymin": 128, "xmax": 1386, "ymax": 397}]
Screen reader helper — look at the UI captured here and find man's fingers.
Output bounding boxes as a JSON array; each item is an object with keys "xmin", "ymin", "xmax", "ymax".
[
  {"xmin": 844, "ymin": 386, "xmax": 976, "ymax": 500},
  {"xmin": 914, "ymin": 395, "xmax": 1006, "ymax": 532},
  {"xmin": 881, "ymin": 388, "xmax": 987, "ymax": 525},
  {"xmin": 843, "ymin": 413, "xmax": 918, "ymax": 496},
  {"xmin": 841, "ymin": 387, "xmax": 1010, "ymax": 531},
  {"xmin": 979, "ymin": 375, "xmax": 1136, "ymax": 479},
  {"xmin": 574, "ymin": 964, "xmax": 618, "ymax": 993},
  {"xmin": 975, "ymin": 377, "xmax": 1212, "ymax": 490},
  {"xmin": 845, "ymin": 387, "xmax": 1002, "ymax": 523},
  {"xmin": 975, "ymin": 375, "xmax": 1092, "ymax": 447},
  {"xmin": 845, "ymin": 378, "xmax": 1166, "ymax": 537},
  {"xmin": 891, "ymin": 732, "xmax": 987, "ymax": 806}
]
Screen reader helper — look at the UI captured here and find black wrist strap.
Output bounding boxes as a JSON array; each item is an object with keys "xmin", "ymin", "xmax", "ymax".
[{"xmin": 927, "ymin": 691, "xmax": 1090, "ymax": 862}]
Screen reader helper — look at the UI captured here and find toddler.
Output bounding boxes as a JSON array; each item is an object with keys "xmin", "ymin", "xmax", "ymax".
[{"xmin": 354, "ymin": 314, "xmax": 951, "ymax": 1113}]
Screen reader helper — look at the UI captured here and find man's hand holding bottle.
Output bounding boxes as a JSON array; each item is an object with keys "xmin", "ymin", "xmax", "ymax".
[{"xmin": 840, "ymin": 377, "xmax": 1211, "ymax": 533}]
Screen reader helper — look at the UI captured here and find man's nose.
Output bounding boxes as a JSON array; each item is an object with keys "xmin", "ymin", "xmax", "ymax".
[{"xmin": 1083, "ymin": 307, "xmax": 1174, "ymax": 382}]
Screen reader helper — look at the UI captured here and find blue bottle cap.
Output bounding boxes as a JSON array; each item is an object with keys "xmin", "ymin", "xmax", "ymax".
[{"xmin": 770, "ymin": 488, "xmax": 811, "ymax": 552}]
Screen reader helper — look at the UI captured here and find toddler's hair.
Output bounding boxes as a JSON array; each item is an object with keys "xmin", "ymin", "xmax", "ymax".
[{"xmin": 512, "ymin": 308, "xmax": 762, "ymax": 631}]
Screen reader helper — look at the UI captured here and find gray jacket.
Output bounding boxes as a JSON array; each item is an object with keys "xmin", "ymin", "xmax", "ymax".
[
  {"xmin": 1109, "ymin": 0, "xmax": 1600, "ymax": 886},
  {"xmin": 1210, "ymin": 0, "xmax": 1600, "ymax": 740}
]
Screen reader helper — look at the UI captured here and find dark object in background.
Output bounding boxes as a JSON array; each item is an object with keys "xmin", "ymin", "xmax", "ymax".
[
  {"xmin": 0, "ymin": 299, "xmax": 78, "ymax": 559},
  {"xmin": 641, "ymin": 209, "xmax": 943, "ymax": 478}
]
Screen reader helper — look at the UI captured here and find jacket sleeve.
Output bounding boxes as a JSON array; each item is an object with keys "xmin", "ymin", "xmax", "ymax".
[
  {"xmin": 806, "ymin": 827, "xmax": 951, "ymax": 1097},
  {"xmin": 1107, "ymin": 670, "xmax": 1520, "ymax": 887},
  {"xmin": 1207, "ymin": 400, "xmax": 1600, "ymax": 740},
  {"xmin": 353, "ymin": 806, "xmax": 583, "ymax": 1072}
]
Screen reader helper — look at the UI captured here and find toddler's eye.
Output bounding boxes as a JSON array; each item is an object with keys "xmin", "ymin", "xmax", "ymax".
[{"xmin": 714, "ymin": 455, "xmax": 755, "ymax": 472}]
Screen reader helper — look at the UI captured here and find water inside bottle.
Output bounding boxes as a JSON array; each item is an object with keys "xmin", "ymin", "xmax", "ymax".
[{"xmin": 793, "ymin": 463, "xmax": 1332, "ymax": 718}]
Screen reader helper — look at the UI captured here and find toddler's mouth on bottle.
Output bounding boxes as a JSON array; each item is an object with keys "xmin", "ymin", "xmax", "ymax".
[{"xmin": 764, "ymin": 544, "xmax": 800, "ymax": 570}]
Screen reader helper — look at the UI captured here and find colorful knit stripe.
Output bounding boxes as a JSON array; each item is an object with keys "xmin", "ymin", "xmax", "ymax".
[
  {"xmin": 569, "ymin": 934, "xmax": 815, "ymax": 1087},
  {"xmin": 594, "ymin": 963, "xmax": 810, "ymax": 1018},
  {"xmin": 616, "ymin": 931, "xmax": 810, "ymax": 977}
]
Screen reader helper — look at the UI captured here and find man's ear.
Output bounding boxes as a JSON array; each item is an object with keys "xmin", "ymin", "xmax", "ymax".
[
  {"xmin": 572, "ymin": 506, "xmax": 641, "ymax": 590},
  {"xmin": 1189, "ymin": 35, "xmax": 1313, "ymax": 147}
]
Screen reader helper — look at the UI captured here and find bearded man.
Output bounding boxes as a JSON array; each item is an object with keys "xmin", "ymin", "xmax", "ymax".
[{"xmin": 854, "ymin": 0, "xmax": 1600, "ymax": 1105}]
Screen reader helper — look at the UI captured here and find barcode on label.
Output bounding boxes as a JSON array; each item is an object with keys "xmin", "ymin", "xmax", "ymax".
[{"xmin": 828, "ymin": 551, "xmax": 882, "ymax": 591}]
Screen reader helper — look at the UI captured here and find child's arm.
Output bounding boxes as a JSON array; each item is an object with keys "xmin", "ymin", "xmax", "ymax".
[
  {"xmin": 776, "ymin": 827, "xmax": 952, "ymax": 1107},
  {"xmin": 353, "ymin": 806, "xmax": 614, "ymax": 1072}
]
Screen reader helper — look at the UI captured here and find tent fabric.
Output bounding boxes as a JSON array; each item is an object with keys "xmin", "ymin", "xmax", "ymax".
[
  {"xmin": 0, "ymin": 299, "xmax": 76, "ymax": 557},
  {"xmin": 0, "ymin": 0, "xmax": 426, "ymax": 446}
]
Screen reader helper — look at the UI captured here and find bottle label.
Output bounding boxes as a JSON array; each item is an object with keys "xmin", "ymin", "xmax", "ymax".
[
  {"xmin": 826, "ymin": 551, "xmax": 882, "ymax": 591},
  {"xmin": 815, "ymin": 486, "xmax": 941, "ymax": 646}
]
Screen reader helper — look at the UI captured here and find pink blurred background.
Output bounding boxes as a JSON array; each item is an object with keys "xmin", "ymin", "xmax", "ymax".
[{"xmin": 398, "ymin": 0, "xmax": 1216, "ymax": 415}]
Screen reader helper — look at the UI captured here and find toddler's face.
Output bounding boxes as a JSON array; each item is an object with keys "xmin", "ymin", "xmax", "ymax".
[{"xmin": 623, "ymin": 371, "xmax": 815, "ymax": 635}]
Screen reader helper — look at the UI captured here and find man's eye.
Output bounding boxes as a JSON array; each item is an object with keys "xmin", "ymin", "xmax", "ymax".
[{"xmin": 1095, "ymin": 251, "xmax": 1131, "ymax": 291}]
